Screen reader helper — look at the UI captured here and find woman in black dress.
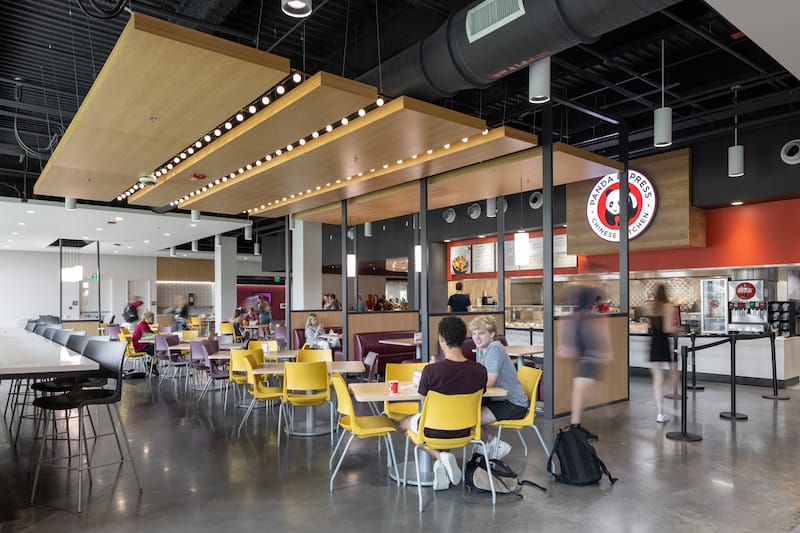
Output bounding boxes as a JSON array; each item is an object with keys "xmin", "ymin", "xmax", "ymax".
[{"xmin": 645, "ymin": 284, "xmax": 677, "ymax": 423}]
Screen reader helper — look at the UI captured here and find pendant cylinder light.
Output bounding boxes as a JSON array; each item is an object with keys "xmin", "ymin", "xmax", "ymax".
[
  {"xmin": 514, "ymin": 231, "xmax": 529, "ymax": 266},
  {"xmin": 191, "ymin": 240, "xmax": 198, "ymax": 252},
  {"xmin": 364, "ymin": 222, "xmax": 372, "ymax": 237},
  {"xmin": 654, "ymin": 40, "xmax": 672, "ymax": 147},
  {"xmin": 486, "ymin": 197, "xmax": 497, "ymax": 218},
  {"xmin": 169, "ymin": 246, "xmax": 176, "ymax": 257},
  {"xmin": 346, "ymin": 253, "xmax": 356, "ymax": 277},
  {"xmin": 728, "ymin": 86, "xmax": 744, "ymax": 177},
  {"xmin": 528, "ymin": 57, "xmax": 551, "ymax": 104},
  {"xmin": 244, "ymin": 222, "xmax": 253, "ymax": 241},
  {"xmin": 414, "ymin": 245, "xmax": 422, "ymax": 273},
  {"xmin": 65, "ymin": 197, "xmax": 77, "ymax": 211},
  {"xmin": 254, "ymin": 242, "xmax": 261, "ymax": 256},
  {"xmin": 214, "ymin": 234, "xmax": 221, "ymax": 247},
  {"xmin": 191, "ymin": 210, "xmax": 200, "ymax": 222}
]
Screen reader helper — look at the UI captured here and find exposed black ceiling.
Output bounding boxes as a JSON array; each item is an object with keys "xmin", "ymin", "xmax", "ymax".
[{"xmin": 1, "ymin": 0, "xmax": 798, "ymax": 216}]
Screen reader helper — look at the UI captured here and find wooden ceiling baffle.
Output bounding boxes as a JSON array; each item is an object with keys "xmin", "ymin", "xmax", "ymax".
[{"xmin": 34, "ymin": 13, "xmax": 290, "ymax": 202}]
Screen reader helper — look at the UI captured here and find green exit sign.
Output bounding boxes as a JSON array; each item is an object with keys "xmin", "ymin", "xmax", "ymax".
[
  {"xmin": 90, "ymin": 273, "xmax": 99, "ymax": 280},
  {"xmin": 274, "ymin": 277, "xmax": 281, "ymax": 283}
]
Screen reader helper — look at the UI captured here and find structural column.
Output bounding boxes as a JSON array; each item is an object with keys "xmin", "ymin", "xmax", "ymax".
[
  {"xmin": 214, "ymin": 236, "xmax": 237, "ymax": 331},
  {"xmin": 291, "ymin": 220, "xmax": 323, "ymax": 309}
]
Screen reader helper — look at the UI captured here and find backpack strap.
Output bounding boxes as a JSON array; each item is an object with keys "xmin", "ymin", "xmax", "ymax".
[
  {"xmin": 547, "ymin": 429, "xmax": 565, "ymax": 479},
  {"xmin": 518, "ymin": 479, "xmax": 547, "ymax": 492},
  {"xmin": 574, "ymin": 432, "xmax": 619, "ymax": 485}
]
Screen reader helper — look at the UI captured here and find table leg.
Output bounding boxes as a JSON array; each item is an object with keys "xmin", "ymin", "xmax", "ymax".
[{"xmin": 287, "ymin": 405, "xmax": 331, "ymax": 437}]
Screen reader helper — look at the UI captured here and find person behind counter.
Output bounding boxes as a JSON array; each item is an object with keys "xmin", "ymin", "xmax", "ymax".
[
  {"xmin": 447, "ymin": 282, "xmax": 472, "ymax": 313},
  {"xmin": 594, "ymin": 295, "xmax": 610, "ymax": 313}
]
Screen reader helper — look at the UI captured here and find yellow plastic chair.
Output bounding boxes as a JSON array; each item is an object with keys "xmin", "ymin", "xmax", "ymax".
[
  {"xmin": 229, "ymin": 349, "xmax": 263, "ymax": 404},
  {"xmin": 404, "ymin": 390, "xmax": 494, "ymax": 511},
  {"xmin": 489, "ymin": 366, "xmax": 549, "ymax": 466},
  {"xmin": 329, "ymin": 373, "xmax": 399, "ymax": 491},
  {"xmin": 249, "ymin": 339, "xmax": 279, "ymax": 359},
  {"xmin": 118, "ymin": 332, "xmax": 150, "ymax": 374},
  {"xmin": 237, "ymin": 355, "xmax": 282, "ymax": 436},
  {"xmin": 220, "ymin": 321, "xmax": 243, "ymax": 343},
  {"xmin": 278, "ymin": 361, "xmax": 333, "ymax": 446},
  {"xmin": 189, "ymin": 316, "xmax": 202, "ymax": 331},
  {"xmin": 297, "ymin": 348, "xmax": 333, "ymax": 363},
  {"xmin": 182, "ymin": 329, "xmax": 199, "ymax": 340},
  {"xmin": 383, "ymin": 363, "xmax": 427, "ymax": 421}
]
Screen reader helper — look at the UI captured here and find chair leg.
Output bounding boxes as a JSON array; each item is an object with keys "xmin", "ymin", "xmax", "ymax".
[
  {"xmin": 384, "ymin": 434, "xmax": 400, "ymax": 487},
  {"xmin": 237, "ymin": 398, "xmax": 257, "ymax": 436},
  {"xmin": 414, "ymin": 445, "xmax": 423, "ymax": 513},
  {"xmin": 403, "ymin": 436, "xmax": 410, "ymax": 487},
  {"xmin": 77, "ymin": 407, "xmax": 85, "ymax": 513},
  {"xmin": 329, "ymin": 426, "xmax": 348, "ymax": 470},
  {"xmin": 329, "ymin": 433, "xmax": 355, "ymax": 492},
  {"xmin": 277, "ymin": 402, "xmax": 284, "ymax": 447},
  {"xmin": 477, "ymin": 441, "xmax": 496, "ymax": 506},
  {"xmin": 111, "ymin": 404, "xmax": 142, "ymax": 493},
  {"xmin": 532, "ymin": 425, "xmax": 549, "ymax": 457},
  {"xmin": 30, "ymin": 408, "xmax": 49, "ymax": 505}
]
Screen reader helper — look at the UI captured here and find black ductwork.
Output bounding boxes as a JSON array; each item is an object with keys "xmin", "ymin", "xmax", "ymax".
[{"xmin": 359, "ymin": 0, "xmax": 679, "ymax": 100}]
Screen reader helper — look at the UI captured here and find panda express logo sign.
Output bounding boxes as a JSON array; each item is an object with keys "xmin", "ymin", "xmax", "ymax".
[{"xmin": 586, "ymin": 170, "xmax": 657, "ymax": 242}]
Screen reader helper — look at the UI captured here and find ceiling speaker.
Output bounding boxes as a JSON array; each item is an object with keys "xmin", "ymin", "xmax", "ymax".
[
  {"xmin": 467, "ymin": 203, "xmax": 481, "ymax": 219},
  {"xmin": 781, "ymin": 139, "xmax": 800, "ymax": 165},
  {"xmin": 443, "ymin": 208, "xmax": 456, "ymax": 223}
]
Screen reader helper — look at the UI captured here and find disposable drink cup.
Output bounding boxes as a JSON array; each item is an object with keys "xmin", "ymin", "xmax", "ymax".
[{"xmin": 388, "ymin": 380, "xmax": 399, "ymax": 394}]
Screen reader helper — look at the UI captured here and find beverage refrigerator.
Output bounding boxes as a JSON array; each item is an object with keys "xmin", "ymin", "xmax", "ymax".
[{"xmin": 700, "ymin": 278, "xmax": 728, "ymax": 334}]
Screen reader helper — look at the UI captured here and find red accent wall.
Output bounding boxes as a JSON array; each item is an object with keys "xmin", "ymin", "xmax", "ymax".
[
  {"xmin": 581, "ymin": 198, "xmax": 800, "ymax": 273},
  {"xmin": 236, "ymin": 285, "xmax": 285, "ymax": 320}
]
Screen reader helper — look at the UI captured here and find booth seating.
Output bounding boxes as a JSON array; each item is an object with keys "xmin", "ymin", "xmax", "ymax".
[
  {"xmin": 352, "ymin": 331, "xmax": 417, "ymax": 377},
  {"xmin": 291, "ymin": 328, "xmax": 343, "ymax": 360}
]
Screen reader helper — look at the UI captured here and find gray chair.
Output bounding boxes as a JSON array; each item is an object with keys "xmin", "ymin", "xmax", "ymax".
[
  {"xmin": 52, "ymin": 329, "xmax": 76, "ymax": 346},
  {"xmin": 33, "ymin": 325, "xmax": 47, "ymax": 336},
  {"xmin": 43, "ymin": 327, "xmax": 61, "ymax": 340},
  {"xmin": 31, "ymin": 340, "xmax": 142, "ymax": 513}
]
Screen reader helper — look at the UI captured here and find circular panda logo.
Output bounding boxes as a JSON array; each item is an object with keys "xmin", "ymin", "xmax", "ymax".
[{"xmin": 585, "ymin": 170, "xmax": 657, "ymax": 242}]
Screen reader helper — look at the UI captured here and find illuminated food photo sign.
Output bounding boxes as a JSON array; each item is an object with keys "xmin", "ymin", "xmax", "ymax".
[{"xmin": 586, "ymin": 170, "xmax": 657, "ymax": 242}]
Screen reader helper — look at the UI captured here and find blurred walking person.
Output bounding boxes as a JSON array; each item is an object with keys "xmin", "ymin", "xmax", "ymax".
[{"xmin": 643, "ymin": 284, "xmax": 677, "ymax": 423}]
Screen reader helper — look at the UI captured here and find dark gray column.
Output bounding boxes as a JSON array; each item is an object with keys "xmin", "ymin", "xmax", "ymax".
[
  {"xmin": 542, "ymin": 103, "xmax": 555, "ymax": 419},
  {"xmin": 420, "ymin": 179, "xmax": 429, "ymax": 362}
]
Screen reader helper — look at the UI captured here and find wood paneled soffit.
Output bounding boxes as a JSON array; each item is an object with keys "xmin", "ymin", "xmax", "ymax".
[
  {"xmin": 130, "ymin": 72, "xmax": 377, "ymax": 207},
  {"xmin": 183, "ymin": 97, "xmax": 492, "ymax": 215},
  {"xmin": 34, "ymin": 13, "xmax": 290, "ymax": 202}
]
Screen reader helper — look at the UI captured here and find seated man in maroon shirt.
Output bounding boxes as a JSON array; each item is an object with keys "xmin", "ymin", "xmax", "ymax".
[
  {"xmin": 399, "ymin": 316, "xmax": 487, "ymax": 491},
  {"xmin": 132, "ymin": 310, "xmax": 157, "ymax": 375}
]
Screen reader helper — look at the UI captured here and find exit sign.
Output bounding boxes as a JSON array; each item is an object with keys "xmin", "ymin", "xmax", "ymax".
[
  {"xmin": 274, "ymin": 277, "xmax": 282, "ymax": 283},
  {"xmin": 90, "ymin": 273, "xmax": 99, "ymax": 280}
]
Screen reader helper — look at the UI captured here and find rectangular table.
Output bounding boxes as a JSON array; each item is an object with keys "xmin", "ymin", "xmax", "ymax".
[
  {"xmin": 0, "ymin": 329, "xmax": 98, "ymax": 379},
  {"xmin": 254, "ymin": 360, "xmax": 364, "ymax": 376},
  {"xmin": 209, "ymin": 349, "xmax": 298, "ymax": 361},
  {"xmin": 505, "ymin": 345, "xmax": 544, "ymax": 368},
  {"xmin": 348, "ymin": 380, "xmax": 506, "ymax": 486},
  {"xmin": 378, "ymin": 338, "xmax": 422, "ymax": 359}
]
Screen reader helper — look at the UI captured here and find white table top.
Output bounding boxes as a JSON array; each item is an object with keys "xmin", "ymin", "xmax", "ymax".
[
  {"xmin": 0, "ymin": 329, "xmax": 99, "ymax": 378},
  {"xmin": 348, "ymin": 381, "xmax": 507, "ymax": 402},
  {"xmin": 253, "ymin": 360, "xmax": 365, "ymax": 376},
  {"xmin": 378, "ymin": 338, "xmax": 422, "ymax": 347},
  {"xmin": 209, "ymin": 349, "xmax": 297, "ymax": 361}
]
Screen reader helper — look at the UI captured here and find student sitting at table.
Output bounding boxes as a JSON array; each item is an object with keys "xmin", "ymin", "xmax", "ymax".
[
  {"xmin": 304, "ymin": 313, "xmax": 340, "ymax": 349},
  {"xmin": 469, "ymin": 315, "xmax": 528, "ymax": 460},
  {"xmin": 132, "ymin": 310, "xmax": 158, "ymax": 375},
  {"xmin": 398, "ymin": 316, "xmax": 487, "ymax": 491}
]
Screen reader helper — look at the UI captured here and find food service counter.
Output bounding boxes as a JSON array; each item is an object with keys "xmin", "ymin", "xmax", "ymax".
[{"xmin": 506, "ymin": 322, "xmax": 800, "ymax": 388}]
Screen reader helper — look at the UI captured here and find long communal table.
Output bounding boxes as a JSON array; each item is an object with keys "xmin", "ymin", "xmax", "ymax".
[{"xmin": 0, "ymin": 328, "xmax": 98, "ymax": 380}]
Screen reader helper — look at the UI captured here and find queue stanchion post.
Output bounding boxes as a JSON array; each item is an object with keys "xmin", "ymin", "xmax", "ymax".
[
  {"xmin": 666, "ymin": 345, "xmax": 702, "ymax": 442},
  {"xmin": 686, "ymin": 332, "xmax": 704, "ymax": 391},
  {"xmin": 762, "ymin": 330, "xmax": 790, "ymax": 401},
  {"xmin": 720, "ymin": 333, "xmax": 747, "ymax": 420},
  {"xmin": 664, "ymin": 335, "xmax": 682, "ymax": 400}
]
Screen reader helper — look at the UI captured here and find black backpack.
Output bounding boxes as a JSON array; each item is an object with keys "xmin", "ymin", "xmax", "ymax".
[
  {"xmin": 465, "ymin": 452, "xmax": 546, "ymax": 497},
  {"xmin": 122, "ymin": 303, "xmax": 138, "ymax": 323},
  {"xmin": 547, "ymin": 426, "xmax": 617, "ymax": 486}
]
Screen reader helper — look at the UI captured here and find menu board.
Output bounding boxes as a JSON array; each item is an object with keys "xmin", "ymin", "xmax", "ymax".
[
  {"xmin": 450, "ymin": 245, "xmax": 471, "ymax": 275},
  {"xmin": 471, "ymin": 243, "xmax": 496, "ymax": 273},
  {"xmin": 503, "ymin": 234, "xmax": 577, "ymax": 270}
]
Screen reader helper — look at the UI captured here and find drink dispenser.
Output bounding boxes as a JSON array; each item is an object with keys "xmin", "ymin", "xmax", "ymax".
[{"xmin": 728, "ymin": 280, "xmax": 772, "ymax": 333}]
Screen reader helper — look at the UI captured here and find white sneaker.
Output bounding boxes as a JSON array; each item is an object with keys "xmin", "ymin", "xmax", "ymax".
[
  {"xmin": 656, "ymin": 414, "xmax": 670, "ymax": 423},
  {"xmin": 439, "ymin": 452, "xmax": 461, "ymax": 486},
  {"xmin": 432, "ymin": 459, "xmax": 449, "ymax": 490},
  {"xmin": 490, "ymin": 439, "xmax": 512, "ymax": 460}
]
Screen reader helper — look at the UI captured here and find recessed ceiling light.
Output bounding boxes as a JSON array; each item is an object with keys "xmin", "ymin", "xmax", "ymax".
[
  {"xmin": 16, "ymin": 222, "xmax": 24, "ymax": 226},
  {"xmin": 126, "ymin": 246, "xmax": 132, "ymax": 249},
  {"xmin": 190, "ymin": 223, "xmax": 197, "ymax": 227},
  {"xmin": 731, "ymin": 201, "xmax": 743, "ymax": 206},
  {"xmin": 114, "ymin": 216, "xmax": 123, "ymax": 221},
  {"xmin": 82, "ymin": 236, "xmax": 88, "ymax": 239},
  {"xmin": 11, "ymin": 231, "xmax": 18, "ymax": 236},
  {"xmin": 478, "ymin": 235, "xmax": 486, "ymax": 238},
  {"xmin": 164, "ymin": 232, "xmax": 170, "ymax": 236},
  {"xmin": 113, "ymin": 250, "xmax": 119, "ymax": 254},
  {"xmin": 25, "ymin": 209, "xmax": 34, "ymax": 214},
  {"xmin": 95, "ymin": 228, "xmax": 103, "ymax": 231},
  {"xmin": 182, "ymin": 254, "xmax": 188, "ymax": 257},
  {"xmin": 143, "ymin": 240, "xmax": 150, "ymax": 244},
  {"xmin": 7, "ymin": 239, "xmax": 13, "ymax": 243}
]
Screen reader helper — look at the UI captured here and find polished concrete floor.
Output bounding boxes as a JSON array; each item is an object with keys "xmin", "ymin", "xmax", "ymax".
[{"xmin": 2, "ymin": 373, "xmax": 800, "ymax": 532}]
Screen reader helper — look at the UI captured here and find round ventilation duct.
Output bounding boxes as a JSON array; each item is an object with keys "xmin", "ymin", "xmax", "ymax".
[
  {"xmin": 529, "ymin": 191, "xmax": 544, "ymax": 209},
  {"xmin": 781, "ymin": 139, "xmax": 800, "ymax": 165},
  {"xmin": 443, "ymin": 208, "xmax": 456, "ymax": 223}
]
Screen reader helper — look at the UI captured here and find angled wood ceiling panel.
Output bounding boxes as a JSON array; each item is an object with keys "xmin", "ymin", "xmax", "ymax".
[
  {"xmin": 184, "ymin": 96, "xmax": 487, "ymax": 214},
  {"xmin": 256, "ymin": 126, "xmax": 537, "ymax": 220},
  {"xmin": 34, "ymin": 12, "xmax": 290, "ymax": 201},
  {"xmin": 130, "ymin": 72, "xmax": 377, "ymax": 207}
]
